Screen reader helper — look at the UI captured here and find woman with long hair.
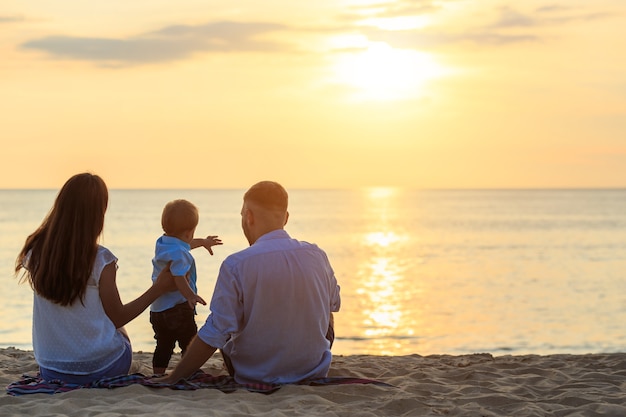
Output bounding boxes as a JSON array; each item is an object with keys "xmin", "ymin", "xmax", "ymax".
[{"xmin": 15, "ymin": 172, "xmax": 174, "ymax": 384}]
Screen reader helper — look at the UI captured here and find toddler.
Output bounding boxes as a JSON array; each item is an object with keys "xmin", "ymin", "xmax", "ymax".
[{"xmin": 149, "ymin": 199, "xmax": 221, "ymax": 375}]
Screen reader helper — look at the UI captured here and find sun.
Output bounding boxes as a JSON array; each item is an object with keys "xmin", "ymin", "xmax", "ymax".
[{"xmin": 332, "ymin": 42, "xmax": 445, "ymax": 101}]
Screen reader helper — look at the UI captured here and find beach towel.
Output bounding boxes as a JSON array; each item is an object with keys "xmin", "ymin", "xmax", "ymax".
[{"xmin": 6, "ymin": 371, "xmax": 393, "ymax": 396}]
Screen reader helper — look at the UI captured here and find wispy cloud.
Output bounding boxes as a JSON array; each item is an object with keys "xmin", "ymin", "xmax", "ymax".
[
  {"xmin": 18, "ymin": 3, "xmax": 617, "ymax": 66},
  {"xmin": 0, "ymin": 15, "xmax": 24, "ymax": 23},
  {"xmin": 492, "ymin": 5, "xmax": 614, "ymax": 29},
  {"xmin": 330, "ymin": 2, "xmax": 541, "ymax": 50},
  {"xmin": 346, "ymin": 0, "xmax": 442, "ymax": 18},
  {"xmin": 491, "ymin": 7, "xmax": 537, "ymax": 28},
  {"xmin": 355, "ymin": 3, "xmax": 615, "ymax": 50},
  {"xmin": 21, "ymin": 21, "xmax": 289, "ymax": 66},
  {"xmin": 362, "ymin": 28, "xmax": 538, "ymax": 50}
]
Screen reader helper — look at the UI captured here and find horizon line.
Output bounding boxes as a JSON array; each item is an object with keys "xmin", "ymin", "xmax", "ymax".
[{"xmin": 1, "ymin": 186, "xmax": 626, "ymax": 192}]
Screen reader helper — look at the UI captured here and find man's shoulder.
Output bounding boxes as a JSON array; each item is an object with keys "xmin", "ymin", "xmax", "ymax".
[
  {"xmin": 222, "ymin": 244, "xmax": 258, "ymax": 265},
  {"xmin": 283, "ymin": 235, "xmax": 326, "ymax": 253}
]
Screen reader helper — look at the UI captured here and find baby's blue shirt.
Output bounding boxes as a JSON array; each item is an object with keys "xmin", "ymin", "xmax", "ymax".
[{"xmin": 150, "ymin": 235, "xmax": 197, "ymax": 312}]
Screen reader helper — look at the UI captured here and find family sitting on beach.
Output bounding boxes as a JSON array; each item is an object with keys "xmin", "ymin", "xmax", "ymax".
[{"xmin": 15, "ymin": 173, "xmax": 341, "ymax": 386}]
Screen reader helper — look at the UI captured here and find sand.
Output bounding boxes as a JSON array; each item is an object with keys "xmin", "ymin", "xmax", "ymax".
[{"xmin": 1, "ymin": 347, "xmax": 625, "ymax": 416}]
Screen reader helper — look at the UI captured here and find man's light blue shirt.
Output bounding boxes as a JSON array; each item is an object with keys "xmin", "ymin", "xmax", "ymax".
[
  {"xmin": 197, "ymin": 229, "xmax": 341, "ymax": 385},
  {"xmin": 150, "ymin": 235, "xmax": 197, "ymax": 313}
]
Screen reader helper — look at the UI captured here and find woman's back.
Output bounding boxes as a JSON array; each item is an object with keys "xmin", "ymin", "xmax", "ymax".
[{"xmin": 32, "ymin": 246, "xmax": 126, "ymax": 374}]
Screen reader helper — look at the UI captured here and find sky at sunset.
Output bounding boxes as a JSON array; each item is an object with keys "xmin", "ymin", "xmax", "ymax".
[{"xmin": 1, "ymin": 0, "xmax": 625, "ymax": 189}]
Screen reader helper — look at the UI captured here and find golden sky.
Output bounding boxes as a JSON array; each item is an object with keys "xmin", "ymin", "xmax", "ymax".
[{"xmin": 1, "ymin": 0, "xmax": 625, "ymax": 189}]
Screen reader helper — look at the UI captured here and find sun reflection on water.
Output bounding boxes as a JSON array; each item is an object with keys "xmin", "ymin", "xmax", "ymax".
[
  {"xmin": 365, "ymin": 231, "xmax": 404, "ymax": 247},
  {"xmin": 351, "ymin": 187, "xmax": 422, "ymax": 355},
  {"xmin": 358, "ymin": 257, "xmax": 404, "ymax": 333}
]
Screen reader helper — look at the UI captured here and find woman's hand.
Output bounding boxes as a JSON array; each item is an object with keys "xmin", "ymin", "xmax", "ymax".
[{"xmin": 154, "ymin": 262, "xmax": 178, "ymax": 293}]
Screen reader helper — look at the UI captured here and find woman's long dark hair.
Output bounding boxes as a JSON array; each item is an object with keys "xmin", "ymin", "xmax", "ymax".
[{"xmin": 15, "ymin": 173, "xmax": 108, "ymax": 306}]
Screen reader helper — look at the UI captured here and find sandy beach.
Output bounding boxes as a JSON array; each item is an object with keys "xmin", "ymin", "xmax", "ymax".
[{"xmin": 1, "ymin": 348, "xmax": 625, "ymax": 416}]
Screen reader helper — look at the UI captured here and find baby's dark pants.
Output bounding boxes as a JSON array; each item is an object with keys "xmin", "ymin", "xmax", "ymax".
[{"xmin": 150, "ymin": 302, "xmax": 197, "ymax": 369}]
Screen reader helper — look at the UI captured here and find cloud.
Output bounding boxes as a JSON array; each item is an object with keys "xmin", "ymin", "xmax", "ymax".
[
  {"xmin": 21, "ymin": 21, "xmax": 289, "ymax": 65},
  {"xmin": 329, "ymin": 2, "xmax": 540, "ymax": 49},
  {"xmin": 491, "ymin": 7, "xmax": 537, "ymax": 28},
  {"xmin": 0, "ymin": 15, "xmax": 24, "ymax": 23},
  {"xmin": 356, "ymin": 4, "xmax": 616, "ymax": 50},
  {"xmin": 362, "ymin": 27, "xmax": 538, "ymax": 50},
  {"xmin": 536, "ymin": 5, "xmax": 572, "ymax": 13},
  {"xmin": 18, "ymin": 4, "xmax": 616, "ymax": 65},
  {"xmin": 346, "ymin": 0, "xmax": 442, "ymax": 18},
  {"xmin": 491, "ymin": 5, "xmax": 614, "ymax": 29}
]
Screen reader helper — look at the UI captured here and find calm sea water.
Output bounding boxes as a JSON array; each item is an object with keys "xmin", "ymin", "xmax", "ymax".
[{"xmin": 1, "ymin": 189, "xmax": 625, "ymax": 357}]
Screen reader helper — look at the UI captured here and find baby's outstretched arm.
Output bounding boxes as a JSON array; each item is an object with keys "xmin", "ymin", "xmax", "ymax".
[
  {"xmin": 191, "ymin": 235, "xmax": 223, "ymax": 255},
  {"xmin": 173, "ymin": 275, "xmax": 207, "ymax": 308}
]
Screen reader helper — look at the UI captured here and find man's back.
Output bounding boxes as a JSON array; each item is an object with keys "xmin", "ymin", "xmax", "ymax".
[{"xmin": 198, "ymin": 229, "xmax": 341, "ymax": 384}]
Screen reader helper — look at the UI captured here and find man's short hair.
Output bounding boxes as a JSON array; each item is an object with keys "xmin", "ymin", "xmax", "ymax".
[
  {"xmin": 161, "ymin": 199, "xmax": 199, "ymax": 236},
  {"xmin": 244, "ymin": 181, "xmax": 288, "ymax": 212}
]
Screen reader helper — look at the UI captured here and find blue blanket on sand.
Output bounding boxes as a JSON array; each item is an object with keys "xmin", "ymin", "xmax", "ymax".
[{"xmin": 6, "ymin": 370, "xmax": 393, "ymax": 396}]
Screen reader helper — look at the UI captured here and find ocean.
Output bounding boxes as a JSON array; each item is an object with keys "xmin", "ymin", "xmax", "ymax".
[{"xmin": 1, "ymin": 188, "xmax": 625, "ymax": 357}]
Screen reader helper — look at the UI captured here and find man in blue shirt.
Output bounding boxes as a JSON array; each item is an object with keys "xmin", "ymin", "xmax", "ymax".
[{"xmin": 157, "ymin": 181, "xmax": 341, "ymax": 384}]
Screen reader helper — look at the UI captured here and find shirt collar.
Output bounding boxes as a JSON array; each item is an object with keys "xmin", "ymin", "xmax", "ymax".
[
  {"xmin": 160, "ymin": 234, "xmax": 191, "ymax": 249},
  {"xmin": 256, "ymin": 229, "xmax": 290, "ymax": 243}
]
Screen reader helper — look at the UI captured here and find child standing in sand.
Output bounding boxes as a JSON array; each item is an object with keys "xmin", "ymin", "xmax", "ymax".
[{"xmin": 149, "ymin": 199, "xmax": 222, "ymax": 375}]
